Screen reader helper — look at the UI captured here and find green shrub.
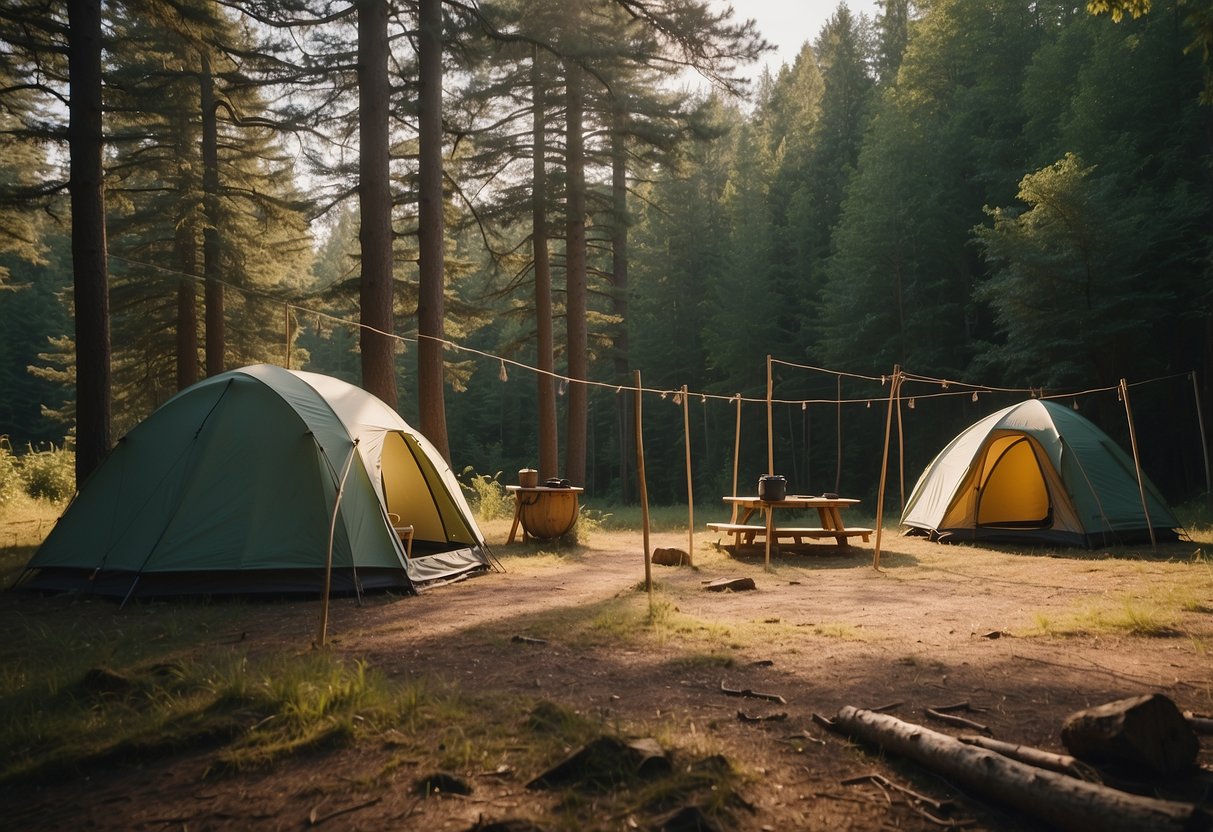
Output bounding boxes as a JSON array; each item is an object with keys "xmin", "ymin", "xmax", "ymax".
[
  {"xmin": 19, "ymin": 444, "xmax": 76, "ymax": 503},
  {"xmin": 460, "ymin": 468, "xmax": 512, "ymax": 521},
  {"xmin": 0, "ymin": 439, "xmax": 22, "ymax": 508}
]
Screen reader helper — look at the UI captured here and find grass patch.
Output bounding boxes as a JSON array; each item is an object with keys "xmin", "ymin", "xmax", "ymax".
[
  {"xmin": 1025, "ymin": 589, "xmax": 1197, "ymax": 638},
  {"xmin": 0, "ymin": 639, "xmax": 434, "ymax": 783},
  {"xmin": 807, "ymin": 622, "xmax": 870, "ymax": 640}
]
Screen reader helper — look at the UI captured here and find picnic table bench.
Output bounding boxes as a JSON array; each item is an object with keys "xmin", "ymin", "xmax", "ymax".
[
  {"xmin": 705, "ymin": 522, "xmax": 873, "ymax": 547},
  {"xmin": 708, "ymin": 495, "xmax": 871, "ymax": 567}
]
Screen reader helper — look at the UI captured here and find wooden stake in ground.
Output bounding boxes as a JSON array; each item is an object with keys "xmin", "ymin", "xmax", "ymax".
[
  {"xmin": 682, "ymin": 384, "xmax": 694, "ymax": 566},
  {"xmin": 634, "ymin": 370, "xmax": 652, "ymax": 605},
  {"xmin": 872, "ymin": 367, "xmax": 901, "ymax": 570},
  {"xmin": 766, "ymin": 355, "xmax": 774, "ymax": 477},
  {"xmin": 1119, "ymin": 379, "xmax": 1156, "ymax": 550},
  {"xmin": 831, "ymin": 706, "xmax": 1209, "ymax": 832},
  {"xmin": 1191, "ymin": 371, "xmax": 1212, "ymax": 510}
]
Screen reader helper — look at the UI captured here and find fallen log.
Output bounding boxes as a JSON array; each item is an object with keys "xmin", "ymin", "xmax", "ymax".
[
  {"xmin": 831, "ymin": 706, "xmax": 1210, "ymax": 832},
  {"xmin": 957, "ymin": 734, "xmax": 1100, "ymax": 781}
]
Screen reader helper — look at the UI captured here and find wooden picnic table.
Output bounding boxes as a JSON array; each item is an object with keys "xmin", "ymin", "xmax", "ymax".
[{"xmin": 707, "ymin": 495, "xmax": 872, "ymax": 569}]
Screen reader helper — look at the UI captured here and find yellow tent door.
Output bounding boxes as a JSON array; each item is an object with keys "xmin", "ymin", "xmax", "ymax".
[{"xmin": 976, "ymin": 435, "xmax": 1050, "ymax": 526}]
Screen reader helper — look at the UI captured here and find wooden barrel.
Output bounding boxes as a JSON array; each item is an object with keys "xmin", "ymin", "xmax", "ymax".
[{"xmin": 519, "ymin": 489, "xmax": 579, "ymax": 539}]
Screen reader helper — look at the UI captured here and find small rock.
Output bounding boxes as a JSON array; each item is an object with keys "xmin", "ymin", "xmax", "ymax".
[
  {"xmin": 705, "ymin": 577, "xmax": 756, "ymax": 592},
  {"xmin": 415, "ymin": 772, "xmax": 473, "ymax": 797},
  {"xmin": 652, "ymin": 547, "xmax": 689, "ymax": 566}
]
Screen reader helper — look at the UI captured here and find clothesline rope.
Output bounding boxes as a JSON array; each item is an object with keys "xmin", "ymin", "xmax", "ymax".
[{"xmin": 109, "ymin": 252, "xmax": 1191, "ymax": 408}]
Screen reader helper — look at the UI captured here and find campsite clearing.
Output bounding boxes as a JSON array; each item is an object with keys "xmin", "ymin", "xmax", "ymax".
[{"xmin": 2, "ymin": 517, "xmax": 1212, "ymax": 831}]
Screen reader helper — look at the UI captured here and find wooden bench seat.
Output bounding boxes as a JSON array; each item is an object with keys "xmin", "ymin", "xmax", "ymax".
[
  {"xmin": 775, "ymin": 527, "xmax": 874, "ymax": 544},
  {"xmin": 705, "ymin": 522, "xmax": 766, "ymax": 545},
  {"xmin": 706, "ymin": 522, "xmax": 873, "ymax": 546}
]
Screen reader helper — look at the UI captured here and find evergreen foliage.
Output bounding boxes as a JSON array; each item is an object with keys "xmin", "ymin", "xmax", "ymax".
[{"xmin": 0, "ymin": 0, "xmax": 1209, "ymax": 506}]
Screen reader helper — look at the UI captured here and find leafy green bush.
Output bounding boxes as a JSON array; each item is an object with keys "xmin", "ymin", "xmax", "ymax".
[
  {"xmin": 19, "ymin": 444, "xmax": 76, "ymax": 503},
  {"xmin": 0, "ymin": 439, "xmax": 22, "ymax": 508},
  {"xmin": 460, "ymin": 467, "xmax": 512, "ymax": 521}
]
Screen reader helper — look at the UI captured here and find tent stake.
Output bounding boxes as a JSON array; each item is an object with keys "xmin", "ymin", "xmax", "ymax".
[
  {"xmin": 1119, "ymin": 380, "xmax": 1156, "ymax": 550},
  {"xmin": 634, "ymin": 370, "xmax": 653, "ymax": 611},
  {"xmin": 873, "ymin": 367, "xmax": 902, "ymax": 570}
]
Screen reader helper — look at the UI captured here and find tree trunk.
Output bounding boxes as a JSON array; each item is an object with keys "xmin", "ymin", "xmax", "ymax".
[
  {"xmin": 67, "ymin": 0, "xmax": 111, "ymax": 483},
  {"xmin": 833, "ymin": 706, "xmax": 1208, "ymax": 832},
  {"xmin": 417, "ymin": 0, "xmax": 449, "ymax": 458},
  {"xmin": 357, "ymin": 0, "xmax": 398, "ymax": 409},
  {"xmin": 174, "ymin": 195, "xmax": 198, "ymax": 390},
  {"xmin": 611, "ymin": 102, "xmax": 631, "ymax": 501},
  {"xmin": 563, "ymin": 59, "xmax": 587, "ymax": 487},
  {"xmin": 200, "ymin": 53, "xmax": 224, "ymax": 377},
  {"xmin": 532, "ymin": 46, "xmax": 558, "ymax": 480},
  {"xmin": 1061, "ymin": 694, "xmax": 1200, "ymax": 776}
]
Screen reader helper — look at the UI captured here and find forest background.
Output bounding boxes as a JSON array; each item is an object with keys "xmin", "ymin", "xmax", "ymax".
[{"xmin": 1, "ymin": 0, "xmax": 1210, "ymax": 512}]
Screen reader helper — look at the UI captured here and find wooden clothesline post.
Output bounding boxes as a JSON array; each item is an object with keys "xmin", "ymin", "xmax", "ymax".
[
  {"xmin": 766, "ymin": 354, "xmax": 775, "ymax": 476},
  {"xmin": 682, "ymin": 385, "xmax": 694, "ymax": 565},
  {"xmin": 1120, "ymin": 378, "xmax": 1156, "ymax": 551},
  {"xmin": 872, "ymin": 366, "xmax": 902, "ymax": 571},
  {"xmin": 1191, "ymin": 371, "xmax": 1212, "ymax": 509},
  {"xmin": 635, "ymin": 370, "xmax": 653, "ymax": 611},
  {"xmin": 730, "ymin": 395, "xmax": 742, "ymax": 523}
]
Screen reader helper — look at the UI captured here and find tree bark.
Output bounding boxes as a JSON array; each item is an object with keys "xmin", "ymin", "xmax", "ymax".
[
  {"xmin": 357, "ymin": 0, "xmax": 399, "ymax": 409},
  {"xmin": 173, "ymin": 193, "xmax": 198, "ymax": 390},
  {"xmin": 416, "ymin": 0, "xmax": 448, "ymax": 457},
  {"xmin": 611, "ymin": 102, "xmax": 631, "ymax": 500},
  {"xmin": 563, "ymin": 59, "xmax": 587, "ymax": 487},
  {"xmin": 532, "ymin": 46, "xmax": 558, "ymax": 480},
  {"xmin": 1061, "ymin": 694, "xmax": 1200, "ymax": 776},
  {"xmin": 200, "ymin": 53, "xmax": 224, "ymax": 377},
  {"xmin": 833, "ymin": 706, "xmax": 1209, "ymax": 832},
  {"xmin": 67, "ymin": 0, "xmax": 111, "ymax": 483}
]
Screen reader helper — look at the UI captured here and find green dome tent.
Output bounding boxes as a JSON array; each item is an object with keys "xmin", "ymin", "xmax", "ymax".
[
  {"xmin": 900, "ymin": 399, "xmax": 1180, "ymax": 547},
  {"xmin": 20, "ymin": 364, "xmax": 492, "ymax": 599}
]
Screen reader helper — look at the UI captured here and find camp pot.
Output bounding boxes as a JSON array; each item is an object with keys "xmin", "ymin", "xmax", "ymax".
[
  {"xmin": 758, "ymin": 475, "xmax": 786, "ymax": 502},
  {"xmin": 518, "ymin": 468, "xmax": 539, "ymax": 488}
]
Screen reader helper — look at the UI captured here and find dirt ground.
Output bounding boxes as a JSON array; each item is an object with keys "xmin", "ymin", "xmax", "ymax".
[{"xmin": 7, "ymin": 523, "xmax": 1213, "ymax": 831}]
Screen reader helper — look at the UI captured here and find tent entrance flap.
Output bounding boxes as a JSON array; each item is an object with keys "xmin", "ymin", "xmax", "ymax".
[{"xmin": 976, "ymin": 435, "xmax": 1051, "ymax": 528}]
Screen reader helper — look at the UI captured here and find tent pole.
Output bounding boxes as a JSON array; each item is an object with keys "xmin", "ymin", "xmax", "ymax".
[
  {"xmin": 766, "ymin": 355, "xmax": 774, "ymax": 476},
  {"xmin": 635, "ymin": 370, "xmax": 653, "ymax": 612},
  {"xmin": 873, "ymin": 367, "xmax": 902, "ymax": 570},
  {"xmin": 1119, "ymin": 379, "xmax": 1156, "ymax": 550},
  {"xmin": 682, "ymin": 385, "xmax": 694, "ymax": 566},
  {"xmin": 284, "ymin": 303, "xmax": 291, "ymax": 369},
  {"xmin": 1191, "ymin": 371, "xmax": 1212, "ymax": 506},
  {"xmin": 317, "ymin": 439, "xmax": 360, "ymax": 647}
]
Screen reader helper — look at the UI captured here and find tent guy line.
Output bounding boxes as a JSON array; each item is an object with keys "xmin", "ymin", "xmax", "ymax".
[{"xmin": 107, "ymin": 251, "xmax": 1192, "ymax": 411}]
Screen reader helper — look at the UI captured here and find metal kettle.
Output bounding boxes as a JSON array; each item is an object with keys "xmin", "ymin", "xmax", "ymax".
[{"xmin": 758, "ymin": 474, "xmax": 786, "ymax": 502}]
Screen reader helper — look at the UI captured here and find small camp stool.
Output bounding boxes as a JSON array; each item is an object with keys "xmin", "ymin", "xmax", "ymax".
[{"xmin": 388, "ymin": 514, "xmax": 414, "ymax": 558}]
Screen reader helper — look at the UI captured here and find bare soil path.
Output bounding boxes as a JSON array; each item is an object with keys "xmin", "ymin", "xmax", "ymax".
[{"xmin": 7, "ymin": 524, "xmax": 1213, "ymax": 831}]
